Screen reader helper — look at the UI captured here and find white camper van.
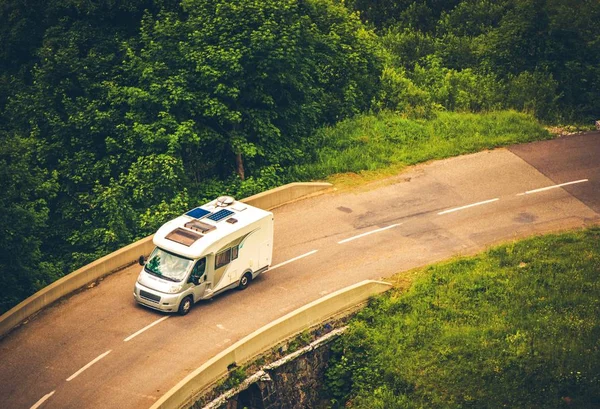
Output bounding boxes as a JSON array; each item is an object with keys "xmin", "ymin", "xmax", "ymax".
[{"xmin": 133, "ymin": 196, "xmax": 273, "ymax": 315}]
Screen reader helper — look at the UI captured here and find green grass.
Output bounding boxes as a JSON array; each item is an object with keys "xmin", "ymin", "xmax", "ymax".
[
  {"xmin": 324, "ymin": 228, "xmax": 600, "ymax": 408},
  {"xmin": 289, "ymin": 110, "xmax": 551, "ymax": 184}
]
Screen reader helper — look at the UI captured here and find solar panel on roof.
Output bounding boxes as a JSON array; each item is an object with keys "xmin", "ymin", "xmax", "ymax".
[
  {"xmin": 186, "ymin": 207, "xmax": 210, "ymax": 219},
  {"xmin": 207, "ymin": 209, "xmax": 234, "ymax": 222}
]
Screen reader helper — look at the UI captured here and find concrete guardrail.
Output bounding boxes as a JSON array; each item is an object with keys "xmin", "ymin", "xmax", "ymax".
[
  {"xmin": 150, "ymin": 279, "xmax": 393, "ymax": 409},
  {"xmin": 0, "ymin": 235, "xmax": 156, "ymax": 339},
  {"xmin": 241, "ymin": 182, "xmax": 332, "ymax": 210},
  {"xmin": 0, "ymin": 182, "xmax": 332, "ymax": 338}
]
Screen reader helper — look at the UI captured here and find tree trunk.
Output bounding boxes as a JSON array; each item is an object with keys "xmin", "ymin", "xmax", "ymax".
[{"xmin": 235, "ymin": 152, "xmax": 245, "ymax": 180}]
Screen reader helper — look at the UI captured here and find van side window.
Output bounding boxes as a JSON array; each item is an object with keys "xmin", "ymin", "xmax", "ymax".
[
  {"xmin": 215, "ymin": 245, "xmax": 240, "ymax": 269},
  {"xmin": 190, "ymin": 258, "xmax": 206, "ymax": 281},
  {"xmin": 215, "ymin": 248, "xmax": 232, "ymax": 269}
]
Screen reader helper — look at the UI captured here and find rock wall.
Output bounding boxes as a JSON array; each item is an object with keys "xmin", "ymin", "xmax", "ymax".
[{"xmin": 202, "ymin": 328, "xmax": 343, "ymax": 409}]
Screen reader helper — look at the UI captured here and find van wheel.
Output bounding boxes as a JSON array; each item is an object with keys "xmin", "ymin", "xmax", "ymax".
[
  {"xmin": 238, "ymin": 272, "xmax": 252, "ymax": 290},
  {"xmin": 178, "ymin": 296, "xmax": 193, "ymax": 315}
]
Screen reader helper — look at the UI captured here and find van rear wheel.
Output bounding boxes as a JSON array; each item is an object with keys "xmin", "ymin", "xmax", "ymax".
[
  {"xmin": 178, "ymin": 296, "xmax": 193, "ymax": 315},
  {"xmin": 238, "ymin": 272, "xmax": 252, "ymax": 290}
]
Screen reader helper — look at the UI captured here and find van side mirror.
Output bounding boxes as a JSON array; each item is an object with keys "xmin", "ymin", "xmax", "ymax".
[{"xmin": 138, "ymin": 255, "xmax": 147, "ymax": 266}]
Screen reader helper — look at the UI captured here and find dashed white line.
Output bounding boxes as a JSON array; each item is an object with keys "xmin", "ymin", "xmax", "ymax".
[
  {"xmin": 438, "ymin": 198, "xmax": 499, "ymax": 215},
  {"xmin": 517, "ymin": 179, "xmax": 589, "ymax": 196},
  {"xmin": 337, "ymin": 223, "xmax": 402, "ymax": 244},
  {"xmin": 30, "ymin": 390, "xmax": 55, "ymax": 409},
  {"xmin": 269, "ymin": 250, "xmax": 318, "ymax": 271},
  {"xmin": 66, "ymin": 350, "xmax": 112, "ymax": 382},
  {"xmin": 124, "ymin": 316, "xmax": 169, "ymax": 342}
]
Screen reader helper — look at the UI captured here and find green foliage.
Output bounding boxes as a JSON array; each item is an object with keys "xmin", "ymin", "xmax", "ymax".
[
  {"xmin": 220, "ymin": 367, "xmax": 247, "ymax": 390},
  {"xmin": 372, "ymin": 65, "xmax": 436, "ymax": 117},
  {"xmin": 0, "ymin": 0, "xmax": 385, "ymax": 314},
  {"xmin": 411, "ymin": 56, "xmax": 503, "ymax": 112},
  {"xmin": 506, "ymin": 70, "xmax": 560, "ymax": 119},
  {"xmin": 352, "ymin": 0, "xmax": 600, "ymax": 122},
  {"xmin": 116, "ymin": 0, "xmax": 381, "ymax": 181},
  {"xmin": 287, "ymin": 330, "xmax": 312, "ymax": 353},
  {"xmin": 324, "ymin": 228, "xmax": 600, "ymax": 408},
  {"xmin": 289, "ymin": 110, "xmax": 550, "ymax": 181},
  {"xmin": 347, "ymin": 0, "xmax": 462, "ymax": 32},
  {"xmin": 0, "ymin": 132, "xmax": 61, "ymax": 311},
  {"xmin": 378, "ymin": 28, "xmax": 436, "ymax": 70},
  {"xmin": 0, "ymin": 0, "xmax": 597, "ymax": 315}
]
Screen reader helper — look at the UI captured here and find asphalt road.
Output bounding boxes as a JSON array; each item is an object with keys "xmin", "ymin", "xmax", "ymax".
[{"xmin": 1, "ymin": 132, "xmax": 598, "ymax": 409}]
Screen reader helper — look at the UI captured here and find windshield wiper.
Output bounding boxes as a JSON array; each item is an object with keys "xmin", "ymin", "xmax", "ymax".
[
  {"xmin": 144, "ymin": 266, "xmax": 160, "ymax": 277},
  {"xmin": 145, "ymin": 266, "xmax": 180, "ymax": 282}
]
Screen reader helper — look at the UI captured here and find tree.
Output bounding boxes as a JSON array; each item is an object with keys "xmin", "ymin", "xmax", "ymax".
[
  {"xmin": 0, "ymin": 132, "xmax": 59, "ymax": 313},
  {"xmin": 347, "ymin": 0, "xmax": 462, "ymax": 32},
  {"xmin": 476, "ymin": 0, "xmax": 600, "ymax": 119},
  {"xmin": 0, "ymin": 0, "xmax": 177, "ymax": 309},
  {"xmin": 116, "ymin": 0, "xmax": 382, "ymax": 182}
]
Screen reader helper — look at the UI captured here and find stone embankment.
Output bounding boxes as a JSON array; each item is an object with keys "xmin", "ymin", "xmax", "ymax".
[{"xmin": 201, "ymin": 328, "xmax": 344, "ymax": 409}]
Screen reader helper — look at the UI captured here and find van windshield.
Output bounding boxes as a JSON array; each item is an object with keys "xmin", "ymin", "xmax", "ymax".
[{"xmin": 144, "ymin": 248, "xmax": 193, "ymax": 282}]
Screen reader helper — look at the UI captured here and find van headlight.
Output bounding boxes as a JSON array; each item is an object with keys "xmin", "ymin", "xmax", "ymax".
[{"xmin": 168, "ymin": 284, "xmax": 182, "ymax": 294}]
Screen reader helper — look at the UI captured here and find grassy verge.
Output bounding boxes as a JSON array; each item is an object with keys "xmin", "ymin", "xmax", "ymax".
[
  {"xmin": 288, "ymin": 110, "xmax": 551, "ymax": 187},
  {"xmin": 546, "ymin": 123, "xmax": 598, "ymax": 136},
  {"xmin": 323, "ymin": 227, "xmax": 600, "ymax": 408}
]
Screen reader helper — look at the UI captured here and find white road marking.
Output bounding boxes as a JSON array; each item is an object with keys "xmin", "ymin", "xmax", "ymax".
[
  {"xmin": 517, "ymin": 179, "xmax": 589, "ymax": 196},
  {"xmin": 438, "ymin": 198, "xmax": 499, "ymax": 215},
  {"xmin": 337, "ymin": 223, "xmax": 402, "ymax": 244},
  {"xmin": 66, "ymin": 350, "xmax": 112, "ymax": 382},
  {"xmin": 269, "ymin": 250, "xmax": 318, "ymax": 271},
  {"xmin": 30, "ymin": 390, "xmax": 55, "ymax": 409},
  {"xmin": 124, "ymin": 316, "xmax": 169, "ymax": 342}
]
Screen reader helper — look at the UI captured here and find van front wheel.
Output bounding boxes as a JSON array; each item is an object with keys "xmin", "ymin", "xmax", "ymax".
[
  {"xmin": 178, "ymin": 296, "xmax": 193, "ymax": 315},
  {"xmin": 238, "ymin": 273, "xmax": 252, "ymax": 290}
]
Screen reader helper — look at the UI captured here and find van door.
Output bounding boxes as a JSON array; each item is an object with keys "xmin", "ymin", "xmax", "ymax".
[
  {"xmin": 260, "ymin": 241, "xmax": 271, "ymax": 268},
  {"xmin": 189, "ymin": 258, "xmax": 207, "ymax": 301},
  {"xmin": 227, "ymin": 245, "xmax": 240, "ymax": 284}
]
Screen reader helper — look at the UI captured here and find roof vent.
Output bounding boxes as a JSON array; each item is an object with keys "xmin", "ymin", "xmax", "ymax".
[
  {"xmin": 165, "ymin": 228, "xmax": 202, "ymax": 246},
  {"xmin": 184, "ymin": 220, "xmax": 216, "ymax": 234},
  {"xmin": 216, "ymin": 196, "xmax": 235, "ymax": 207}
]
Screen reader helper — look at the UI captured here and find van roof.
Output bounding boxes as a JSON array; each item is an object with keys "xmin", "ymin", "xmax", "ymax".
[{"xmin": 153, "ymin": 197, "xmax": 272, "ymax": 259}]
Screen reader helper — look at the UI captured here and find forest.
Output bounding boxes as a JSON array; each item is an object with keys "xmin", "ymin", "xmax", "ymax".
[{"xmin": 1, "ymin": 0, "xmax": 599, "ymax": 313}]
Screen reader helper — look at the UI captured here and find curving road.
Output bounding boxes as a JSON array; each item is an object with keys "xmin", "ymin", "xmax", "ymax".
[{"xmin": 1, "ymin": 132, "xmax": 599, "ymax": 409}]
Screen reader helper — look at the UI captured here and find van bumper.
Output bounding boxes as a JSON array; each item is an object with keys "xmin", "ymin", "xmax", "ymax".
[{"xmin": 133, "ymin": 282, "xmax": 183, "ymax": 313}]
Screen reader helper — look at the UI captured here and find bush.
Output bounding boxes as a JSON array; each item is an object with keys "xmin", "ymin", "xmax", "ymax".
[
  {"xmin": 411, "ymin": 56, "xmax": 503, "ymax": 112},
  {"xmin": 506, "ymin": 70, "xmax": 560, "ymax": 120}
]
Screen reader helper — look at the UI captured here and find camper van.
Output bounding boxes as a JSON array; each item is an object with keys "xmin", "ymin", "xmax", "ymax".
[{"xmin": 133, "ymin": 196, "xmax": 273, "ymax": 315}]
